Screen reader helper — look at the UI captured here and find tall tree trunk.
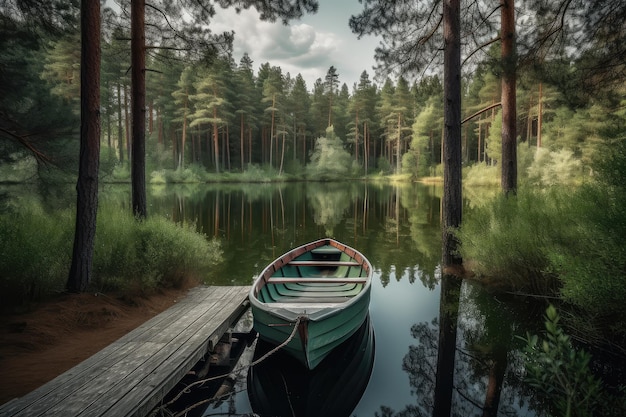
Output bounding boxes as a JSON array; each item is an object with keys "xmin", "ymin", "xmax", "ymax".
[
  {"xmin": 213, "ymin": 107, "xmax": 219, "ymax": 173},
  {"xmin": 117, "ymin": 81, "xmax": 124, "ymax": 163},
  {"xmin": 526, "ymin": 94, "xmax": 533, "ymax": 146},
  {"xmin": 269, "ymin": 94, "xmax": 276, "ymax": 168},
  {"xmin": 225, "ymin": 124, "xmax": 231, "ymax": 171},
  {"xmin": 396, "ymin": 113, "xmax": 402, "ymax": 174},
  {"xmin": 537, "ymin": 82, "xmax": 543, "ymax": 149},
  {"xmin": 279, "ymin": 131, "xmax": 286, "ymax": 175},
  {"xmin": 355, "ymin": 109, "xmax": 360, "ymax": 163},
  {"xmin": 248, "ymin": 128, "xmax": 252, "ymax": 165},
  {"xmin": 240, "ymin": 113, "xmax": 245, "ymax": 170},
  {"xmin": 124, "ymin": 84, "xmax": 130, "ymax": 161},
  {"xmin": 157, "ymin": 107, "xmax": 163, "ymax": 145},
  {"xmin": 181, "ymin": 93, "xmax": 188, "ymax": 169},
  {"xmin": 68, "ymin": 0, "xmax": 101, "ymax": 293},
  {"xmin": 442, "ymin": 0, "xmax": 462, "ymax": 267},
  {"xmin": 131, "ymin": 0, "xmax": 147, "ymax": 218},
  {"xmin": 364, "ymin": 121, "xmax": 369, "ymax": 173},
  {"xmin": 501, "ymin": 0, "xmax": 517, "ymax": 195}
]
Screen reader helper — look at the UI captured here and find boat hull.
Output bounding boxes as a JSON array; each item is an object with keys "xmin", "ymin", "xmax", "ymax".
[{"xmin": 249, "ymin": 238, "xmax": 372, "ymax": 369}]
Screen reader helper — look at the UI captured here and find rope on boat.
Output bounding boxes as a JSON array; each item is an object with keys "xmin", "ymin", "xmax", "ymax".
[
  {"xmin": 249, "ymin": 315, "xmax": 303, "ymax": 368},
  {"xmin": 150, "ymin": 316, "xmax": 304, "ymax": 417}
]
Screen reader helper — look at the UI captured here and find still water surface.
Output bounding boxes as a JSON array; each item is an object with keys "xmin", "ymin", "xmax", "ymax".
[{"xmin": 141, "ymin": 181, "xmax": 548, "ymax": 416}]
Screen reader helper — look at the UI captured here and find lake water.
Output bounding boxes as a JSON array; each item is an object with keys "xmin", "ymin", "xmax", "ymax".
[{"xmin": 138, "ymin": 181, "xmax": 552, "ymax": 417}]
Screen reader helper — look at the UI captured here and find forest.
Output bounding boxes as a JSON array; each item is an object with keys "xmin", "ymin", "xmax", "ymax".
[
  {"xmin": 2, "ymin": 1, "xmax": 626, "ymax": 413},
  {"xmin": 2, "ymin": 1, "xmax": 622, "ymax": 185}
]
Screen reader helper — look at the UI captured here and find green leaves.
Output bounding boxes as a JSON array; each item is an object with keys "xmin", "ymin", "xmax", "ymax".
[{"xmin": 519, "ymin": 305, "xmax": 606, "ymax": 417}]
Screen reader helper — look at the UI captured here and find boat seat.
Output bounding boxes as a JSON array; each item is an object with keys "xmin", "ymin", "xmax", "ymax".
[
  {"xmin": 258, "ymin": 283, "xmax": 363, "ymax": 304},
  {"xmin": 267, "ymin": 277, "xmax": 368, "ymax": 284},
  {"xmin": 288, "ymin": 261, "xmax": 361, "ymax": 267}
]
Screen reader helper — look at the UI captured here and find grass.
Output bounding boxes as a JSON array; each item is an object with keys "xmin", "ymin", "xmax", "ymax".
[{"xmin": 0, "ymin": 204, "xmax": 222, "ymax": 311}]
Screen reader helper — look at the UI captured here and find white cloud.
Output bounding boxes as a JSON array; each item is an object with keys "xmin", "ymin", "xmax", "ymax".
[{"xmin": 210, "ymin": 2, "xmax": 379, "ymax": 90}]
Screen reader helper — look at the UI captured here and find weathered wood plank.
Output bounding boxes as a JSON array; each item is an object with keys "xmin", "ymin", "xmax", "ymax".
[
  {"xmin": 80, "ymin": 287, "xmax": 250, "ymax": 417},
  {"xmin": 0, "ymin": 286, "xmax": 250, "ymax": 417}
]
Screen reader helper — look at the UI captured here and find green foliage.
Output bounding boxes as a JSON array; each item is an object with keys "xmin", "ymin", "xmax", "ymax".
[
  {"xmin": 376, "ymin": 156, "xmax": 392, "ymax": 175},
  {"xmin": 459, "ymin": 159, "xmax": 626, "ymax": 336},
  {"xmin": 527, "ymin": 147, "xmax": 583, "ymax": 186},
  {"xmin": 94, "ymin": 208, "xmax": 222, "ymax": 293},
  {"xmin": 456, "ymin": 188, "xmax": 569, "ymax": 293},
  {"xmin": 307, "ymin": 126, "xmax": 353, "ymax": 180},
  {"xmin": 111, "ymin": 163, "xmax": 130, "ymax": 182},
  {"xmin": 519, "ymin": 305, "xmax": 623, "ymax": 417},
  {"xmin": 403, "ymin": 101, "xmax": 439, "ymax": 178},
  {"xmin": 485, "ymin": 109, "xmax": 502, "ymax": 163},
  {"xmin": 0, "ymin": 154, "xmax": 38, "ymax": 183},
  {"xmin": 0, "ymin": 206, "xmax": 73, "ymax": 309},
  {"xmin": 0, "ymin": 204, "xmax": 222, "ymax": 309},
  {"xmin": 463, "ymin": 162, "xmax": 499, "ymax": 187}
]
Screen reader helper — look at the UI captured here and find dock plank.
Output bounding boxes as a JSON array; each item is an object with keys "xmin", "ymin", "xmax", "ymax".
[{"xmin": 0, "ymin": 286, "xmax": 250, "ymax": 417}]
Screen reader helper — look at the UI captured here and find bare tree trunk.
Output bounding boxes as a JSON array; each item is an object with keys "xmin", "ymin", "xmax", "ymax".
[
  {"xmin": 131, "ymin": 0, "xmax": 147, "ymax": 218},
  {"xmin": 355, "ymin": 109, "xmax": 360, "ymax": 163},
  {"xmin": 124, "ymin": 84, "xmax": 130, "ymax": 161},
  {"xmin": 442, "ymin": 0, "xmax": 462, "ymax": 268},
  {"xmin": 68, "ymin": 0, "xmax": 101, "ymax": 293},
  {"xmin": 396, "ymin": 113, "xmax": 402, "ymax": 174},
  {"xmin": 537, "ymin": 82, "xmax": 543, "ymax": 149},
  {"xmin": 181, "ymin": 92, "xmax": 188, "ymax": 169},
  {"xmin": 363, "ymin": 122, "xmax": 370, "ymax": 175},
  {"xmin": 269, "ymin": 94, "xmax": 276, "ymax": 168},
  {"xmin": 117, "ymin": 81, "xmax": 124, "ymax": 163},
  {"xmin": 213, "ymin": 107, "xmax": 219, "ymax": 173},
  {"xmin": 240, "ymin": 113, "xmax": 245, "ymax": 170},
  {"xmin": 501, "ymin": 0, "xmax": 517, "ymax": 194}
]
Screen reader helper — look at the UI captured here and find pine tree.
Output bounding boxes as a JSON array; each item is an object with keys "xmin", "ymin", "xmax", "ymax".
[
  {"xmin": 289, "ymin": 74, "xmax": 311, "ymax": 164},
  {"xmin": 234, "ymin": 53, "xmax": 258, "ymax": 169}
]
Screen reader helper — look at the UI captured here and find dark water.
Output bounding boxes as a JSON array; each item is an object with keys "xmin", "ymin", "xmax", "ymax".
[{"xmin": 138, "ymin": 181, "xmax": 552, "ymax": 417}]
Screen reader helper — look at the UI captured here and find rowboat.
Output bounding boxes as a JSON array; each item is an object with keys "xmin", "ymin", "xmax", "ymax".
[
  {"xmin": 248, "ymin": 314, "xmax": 375, "ymax": 416},
  {"xmin": 249, "ymin": 238, "xmax": 373, "ymax": 370}
]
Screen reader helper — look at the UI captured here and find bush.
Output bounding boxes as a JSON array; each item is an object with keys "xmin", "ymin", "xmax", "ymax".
[
  {"xmin": 0, "ymin": 204, "xmax": 222, "ymax": 309},
  {"xmin": 93, "ymin": 208, "xmax": 222, "ymax": 294},
  {"xmin": 456, "ymin": 188, "xmax": 568, "ymax": 294},
  {"xmin": 458, "ymin": 182, "xmax": 626, "ymax": 338},
  {"xmin": 527, "ymin": 148, "xmax": 582, "ymax": 186},
  {"xmin": 520, "ymin": 305, "xmax": 625, "ymax": 417},
  {"xmin": 463, "ymin": 162, "xmax": 499, "ymax": 186},
  {"xmin": 0, "ymin": 206, "xmax": 73, "ymax": 309}
]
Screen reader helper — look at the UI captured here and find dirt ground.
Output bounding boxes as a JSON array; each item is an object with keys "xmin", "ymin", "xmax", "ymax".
[{"xmin": 0, "ymin": 286, "xmax": 192, "ymax": 405}]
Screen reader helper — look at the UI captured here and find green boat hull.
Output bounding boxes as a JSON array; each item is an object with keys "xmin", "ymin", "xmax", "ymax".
[{"xmin": 249, "ymin": 238, "xmax": 373, "ymax": 369}]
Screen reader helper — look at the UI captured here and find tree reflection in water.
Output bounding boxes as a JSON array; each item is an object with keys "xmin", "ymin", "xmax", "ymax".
[{"xmin": 377, "ymin": 280, "xmax": 545, "ymax": 417}]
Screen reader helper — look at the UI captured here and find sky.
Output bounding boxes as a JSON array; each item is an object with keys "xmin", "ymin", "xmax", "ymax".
[{"xmin": 210, "ymin": 0, "xmax": 382, "ymax": 90}]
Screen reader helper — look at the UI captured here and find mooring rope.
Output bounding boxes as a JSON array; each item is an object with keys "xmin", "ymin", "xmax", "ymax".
[{"xmin": 150, "ymin": 316, "xmax": 304, "ymax": 417}]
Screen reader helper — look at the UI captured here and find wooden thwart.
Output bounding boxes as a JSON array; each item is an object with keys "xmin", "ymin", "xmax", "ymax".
[
  {"xmin": 0, "ymin": 286, "xmax": 250, "ymax": 417},
  {"xmin": 288, "ymin": 261, "xmax": 361, "ymax": 267},
  {"xmin": 267, "ymin": 277, "xmax": 368, "ymax": 284}
]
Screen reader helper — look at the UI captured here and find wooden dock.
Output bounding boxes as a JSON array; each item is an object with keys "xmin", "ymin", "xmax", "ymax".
[{"xmin": 0, "ymin": 285, "xmax": 250, "ymax": 417}]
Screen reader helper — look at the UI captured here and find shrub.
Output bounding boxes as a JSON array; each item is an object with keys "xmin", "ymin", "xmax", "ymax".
[
  {"xmin": 0, "ymin": 204, "xmax": 222, "ymax": 309},
  {"xmin": 0, "ymin": 206, "xmax": 73, "ymax": 309},
  {"xmin": 519, "ymin": 305, "xmax": 625, "ymax": 417},
  {"xmin": 463, "ymin": 162, "xmax": 499, "ymax": 186},
  {"xmin": 456, "ymin": 188, "xmax": 568, "ymax": 294},
  {"xmin": 94, "ymin": 208, "xmax": 222, "ymax": 294}
]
